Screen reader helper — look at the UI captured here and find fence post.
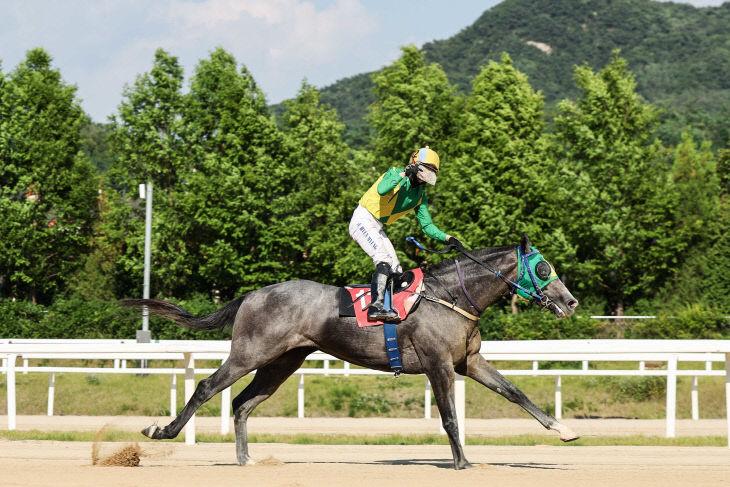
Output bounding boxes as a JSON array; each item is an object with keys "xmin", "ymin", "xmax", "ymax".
[
  {"xmin": 47, "ymin": 372, "xmax": 55, "ymax": 416},
  {"xmin": 221, "ymin": 386, "xmax": 231, "ymax": 435},
  {"xmin": 555, "ymin": 376, "xmax": 562, "ymax": 420},
  {"xmin": 7, "ymin": 354, "xmax": 16, "ymax": 430},
  {"xmin": 455, "ymin": 374, "xmax": 465, "ymax": 446},
  {"xmin": 439, "ymin": 375, "xmax": 465, "ymax": 443},
  {"xmin": 170, "ymin": 374, "xmax": 177, "ymax": 417},
  {"xmin": 184, "ymin": 353, "xmax": 196, "ymax": 445},
  {"xmin": 424, "ymin": 378, "xmax": 431, "ymax": 419},
  {"xmin": 666, "ymin": 355, "xmax": 677, "ymax": 438},
  {"xmin": 725, "ymin": 352, "xmax": 730, "ymax": 448},
  {"xmin": 298, "ymin": 374, "xmax": 304, "ymax": 418},
  {"xmin": 691, "ymin": 376, "xmax": 699, "ymax": 421}
]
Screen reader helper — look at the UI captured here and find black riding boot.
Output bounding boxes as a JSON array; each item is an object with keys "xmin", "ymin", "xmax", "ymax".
[{"xmin": 367, "ymin": 262, "xmax": 400, "ymax": 322}]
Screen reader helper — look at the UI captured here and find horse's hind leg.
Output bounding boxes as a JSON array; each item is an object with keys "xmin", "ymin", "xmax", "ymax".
[
  {"xmin": 142, "ymin": 357, "xmax": 248, "ymax": 440},
  {"xmin": 425, "ymin": 363, "xmax": 471, "ymax": 470},
  {"xmin": 232, "ymin": 347, "xmax": 314, "ymax": 465},
  {"xmin": 461, "ymin": 353, "xmax": 579, "ymax": 441}
]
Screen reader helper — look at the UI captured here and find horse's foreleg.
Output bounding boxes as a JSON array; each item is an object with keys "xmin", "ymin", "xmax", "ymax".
[
  {"xmin": 142, "ymin": 358, "xmax": 247, "ymax": 440},
  {"xmin": 425, "ymin": 363, "xmax": 472, "ymax": 470},
  {"xmin": 232, "ymin": 348, "xmax": 313, "ymax": 465},
  {"xmin": 462, "ymin": 353, "xmax": 579, "ymax": 441}
]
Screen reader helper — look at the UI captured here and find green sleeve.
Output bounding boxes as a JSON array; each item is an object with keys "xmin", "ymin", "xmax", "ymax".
[
  {"xmin": 377, "ymin": 167, "xmax": 408, "ymax": 195},
  {"xmin": 416, "ymin": 193, "xmax": 448, "ymax": 242}
]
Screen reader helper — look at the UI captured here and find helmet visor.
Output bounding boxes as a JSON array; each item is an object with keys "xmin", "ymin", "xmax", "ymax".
[{"xmin": 417, "ymin": 164, "xmax": 437, "ymax": 185}]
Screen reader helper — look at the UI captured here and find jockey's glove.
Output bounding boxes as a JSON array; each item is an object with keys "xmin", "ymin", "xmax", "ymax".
[
  {"xmin": 404, "ymin": 165, "xmax": 419, "ymax": 178},
  {"xmin": 448, "ymin": 236, "xmax": 466, "ymax": 251}
]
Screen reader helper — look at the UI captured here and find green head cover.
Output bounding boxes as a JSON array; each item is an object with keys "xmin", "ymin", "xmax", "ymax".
[{"xmin": 516, "ymin": 246, "xmax": 559, "ymax": 300}]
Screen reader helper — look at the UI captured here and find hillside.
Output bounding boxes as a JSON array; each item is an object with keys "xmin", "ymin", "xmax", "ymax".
[{"xmin": 306, "ymin": 0, "xmax": 730, "ymax": 148}]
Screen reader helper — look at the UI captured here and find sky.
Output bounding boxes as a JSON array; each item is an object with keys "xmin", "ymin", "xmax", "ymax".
[{"xmin": 1, "ymin": 0, "xmax": 726, "ymax": 123}]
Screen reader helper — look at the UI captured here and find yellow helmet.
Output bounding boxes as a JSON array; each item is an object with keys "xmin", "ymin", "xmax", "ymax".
[{"xmin": 409, "ymin": 146, "xmax": 440, "ymax": 185}]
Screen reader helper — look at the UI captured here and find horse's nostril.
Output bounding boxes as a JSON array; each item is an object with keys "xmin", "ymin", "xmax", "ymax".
[{"xmin": 569, "ymin": 299, "xmax": 579, "ymax": 309}]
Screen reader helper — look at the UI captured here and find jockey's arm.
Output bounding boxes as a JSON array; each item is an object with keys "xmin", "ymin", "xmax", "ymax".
[
  {"xmin": 415, "ymin": 193, "xmax": 448, "ymax": 242},
  {"xmin": 376, "ymin": 168, "xmax": 407, "ymax": 196}
]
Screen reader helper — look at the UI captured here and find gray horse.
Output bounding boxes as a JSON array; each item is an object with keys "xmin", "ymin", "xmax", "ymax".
[{"xmin": 124, "ymin": 235, "xmax": 579, "ymax": 469}]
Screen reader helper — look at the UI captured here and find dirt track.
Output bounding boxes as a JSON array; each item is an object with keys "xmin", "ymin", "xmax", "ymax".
[
  {"xmin": 1, "ymin": 416, "xmax": 729, "ymax": 486},
  {"xmin": 2, "ymin": 440, "xmax": 730, "ymax": 487}
]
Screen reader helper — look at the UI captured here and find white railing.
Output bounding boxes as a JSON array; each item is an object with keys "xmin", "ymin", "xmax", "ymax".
[{"xmin": 2, "ymin": 339, "xmax": 730, "ymax": 447}]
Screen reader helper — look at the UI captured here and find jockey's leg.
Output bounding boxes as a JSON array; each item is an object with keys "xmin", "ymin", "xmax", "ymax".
[{"xmin": 367, "ymin": 262, "xmax": 399, "ymax": 322}]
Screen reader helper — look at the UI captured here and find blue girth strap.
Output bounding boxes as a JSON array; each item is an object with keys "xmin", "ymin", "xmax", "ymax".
[{"xmin": 382, "ymin": 288, "xmax": 403, "ymax": 377}]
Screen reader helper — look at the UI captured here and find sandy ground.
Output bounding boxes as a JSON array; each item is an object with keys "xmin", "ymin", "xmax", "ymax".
[
  {"xmin": 2, "ymin": 440, "xmax": 730, "ymax": 487},
  {"xmin": 1, "ymin": 416, "xmax": 730, "ymax": 487},
  {"xmin": 2, "ymin": 414, "xmax": 728, "ymax": 437}
]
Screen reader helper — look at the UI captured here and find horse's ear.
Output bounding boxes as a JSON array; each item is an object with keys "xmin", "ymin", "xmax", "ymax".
[{"xmin": 520, "ymin": 234, "xmax": 531, "ymax": 253}]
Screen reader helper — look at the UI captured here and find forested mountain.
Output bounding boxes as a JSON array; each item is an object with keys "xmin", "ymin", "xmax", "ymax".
[{"xmin": 310, "ymin": 0, "xmax": 730, "ymax": 148}]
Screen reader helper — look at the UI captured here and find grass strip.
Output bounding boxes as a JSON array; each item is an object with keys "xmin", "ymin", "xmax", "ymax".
[{"xmin": 0, "ymin": 429, "xmax": 726, "ymax": 447}]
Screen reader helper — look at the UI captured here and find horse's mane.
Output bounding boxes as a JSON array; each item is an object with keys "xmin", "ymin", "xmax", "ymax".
[{"xmin": 425, "ymin": 244, "xmax": 517, "ymax": 275}]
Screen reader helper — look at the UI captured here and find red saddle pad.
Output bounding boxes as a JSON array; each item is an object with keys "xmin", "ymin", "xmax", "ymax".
[{"xmin": 344, "ymin": 268, "xmax": 424, "ymax": 327}]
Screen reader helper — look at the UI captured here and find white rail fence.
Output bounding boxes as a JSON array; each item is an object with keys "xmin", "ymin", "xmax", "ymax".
[{"xmin": 2, "ymin": 339, "xmax": 730, "ymax": 447}]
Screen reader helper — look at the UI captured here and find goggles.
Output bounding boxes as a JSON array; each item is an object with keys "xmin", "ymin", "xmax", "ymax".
[{"xmin": 416, "ymin": 164, "xmax": 437, "ymax": 185}]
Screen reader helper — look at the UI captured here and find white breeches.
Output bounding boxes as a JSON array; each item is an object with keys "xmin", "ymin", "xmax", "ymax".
[{"xmin": 348, "ymin": 205, "xmax": 402, "ymax": 273}]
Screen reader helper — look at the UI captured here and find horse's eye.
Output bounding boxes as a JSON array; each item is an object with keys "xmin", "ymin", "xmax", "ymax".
[{"xmin": 535, "ymin": 260, "xmax": 552, "ymax": 280}]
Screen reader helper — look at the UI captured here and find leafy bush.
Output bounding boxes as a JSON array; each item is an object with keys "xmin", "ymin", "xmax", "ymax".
[
  {"xmin": 0, "ymin": 297, "xmax": 230, "ymax": 340},
  {"xmin": 625, "ymin": 305, "xmax": 730, "ymax": 339},
  {"xmin": 479, "ymin": 307, "xmax": 597, "ymax": 340},
  {"xmin": 591, "ymin": 377, "xmax": 667, "ymax": 402}
]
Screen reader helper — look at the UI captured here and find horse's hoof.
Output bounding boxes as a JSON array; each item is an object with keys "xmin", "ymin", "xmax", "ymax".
[
  {"xmin": 141, "ymin": 425, "xmax": 160, "ymax": 439},
  {"xmin": 552, "ymin": 422, "xmax": 579, "ymax": 442},
  {"xmin": 456, "ymin": 461, "xmax": 473, "ymax": 470},
  {"xmin": 237, "ymin": 456, "xmax": 256, "ymax": 466}
]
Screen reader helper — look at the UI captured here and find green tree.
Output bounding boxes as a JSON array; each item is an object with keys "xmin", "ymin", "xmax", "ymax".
[
  {"xmin": 670, "ymin": 132, "xmax": 719, "ymax": 250},
  {"xmin": 368, "ymin": 45, "xmax": 459, "ymax": 168},
  {"xmin": 650, "ymin": 133, "xmax": 720, "ymax": 309},
  {"xmin": 0, "ymin": 49, "xmax": 98, "ymax": 303},
  {"xmin": 716, "ymin": 148, "xmax": 730, "ymax": 196},
  {"xmin": 280, "ymin": 81, "xmax": 369, "ymax": 284},
  {"xmin": 80, "ymin": 121, "xmax": 114, "ymax": 173},
  {"xmin": 108, "ymin": 48, "xmax": 190, "ymax": 298},
  {"xmin": 552, "ymin": 51, "xmax": 673, "ymax": 315},
  {"xmin": 181, "ymin": 47, "xmax": 291, "ymax": 297},
  {"xmin": 440, "ymin": 54, "xmax": 557, "ymax": 247}
]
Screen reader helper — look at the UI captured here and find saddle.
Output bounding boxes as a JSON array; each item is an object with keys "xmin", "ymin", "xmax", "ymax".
[{"xmin": 338, "ymin": 268, "xmax": 424, "ymax": 327}]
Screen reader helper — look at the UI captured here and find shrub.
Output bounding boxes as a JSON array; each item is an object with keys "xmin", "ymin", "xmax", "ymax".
[
  {"xmin": 591, "ymin": 376, "xmax": 667, "ymax": 402},
  {"xmin": 626, "ymin": 305, "xmax": 730, "ymax": 339},
  {"xmin": 479, "ymin": 307, "xmax": 597, "ymax": 340},
  {"xmin": 0, "ymin": 296, "xmax": 231, "ymax": 340}
]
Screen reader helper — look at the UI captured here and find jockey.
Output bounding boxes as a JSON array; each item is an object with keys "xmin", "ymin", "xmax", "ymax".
[{"xmin": 349, "ymin": 146, "xmax": 463, "ymax": 321}]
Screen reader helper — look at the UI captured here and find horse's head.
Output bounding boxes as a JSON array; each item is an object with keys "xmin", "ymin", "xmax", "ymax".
[{"xmin": 518, "ymin": 235, "xmax": 579, "ymax": 319}]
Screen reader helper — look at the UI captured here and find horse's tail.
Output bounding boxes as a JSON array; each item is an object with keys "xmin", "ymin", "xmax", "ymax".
[{"xmin": 121, "ymin": 295, "xmax": 246, "ymax": 330}]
